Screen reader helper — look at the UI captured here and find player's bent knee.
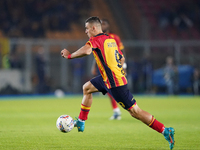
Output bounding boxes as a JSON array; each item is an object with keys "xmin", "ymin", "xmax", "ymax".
[
  {"xmin": 82, "ymin": 81, "xmax": 97, "ymax": 95},
  {"xmin": 82, "ymin": 82, "xmax": 90, "ymax": 94},
  {"xmin": 129, "ymin": 105, "xmax": 141, "ymax": 119}
]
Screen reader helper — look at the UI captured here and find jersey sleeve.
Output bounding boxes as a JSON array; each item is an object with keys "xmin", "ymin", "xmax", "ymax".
[
  {"xmin": 86, "ymin": 37, "xmax": 97, "ymax": 48},
  {"xmin": 86, "ymin": 41, "xmax": 93, "ymax": 48}
]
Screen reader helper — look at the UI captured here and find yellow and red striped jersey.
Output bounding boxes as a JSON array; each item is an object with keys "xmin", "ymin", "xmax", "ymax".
[{"xmin": 86, "ymin": 33, "xmax": 127, "ymax": 89}]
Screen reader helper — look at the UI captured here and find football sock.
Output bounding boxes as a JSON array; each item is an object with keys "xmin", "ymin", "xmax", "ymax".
[
  {"xmin": 78, "ymin": 118, "xmax": 85, "ymax": 122},
  {"xmin": 78, "ymin": 104, "xmax": 91, "ymax": 121},
  {"xmin": 148, "ymin": 116, "xmax": 165, "ymax": 133},
  {"xmin": 161, "ymin": 128, "xmax": 165, "ymax": 135},
  {"xmin": 108, "ymin": 93, "xmax": 118, "ymax": 109},
  {"xmin": 113, "ymin": 107, "xmax": 120, "ymax": 113}
]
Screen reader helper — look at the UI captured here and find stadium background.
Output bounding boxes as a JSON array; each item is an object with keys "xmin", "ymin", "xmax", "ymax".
[{"xmin": 0, "ymin": 0, "xmax": 200, "ymax": 95}]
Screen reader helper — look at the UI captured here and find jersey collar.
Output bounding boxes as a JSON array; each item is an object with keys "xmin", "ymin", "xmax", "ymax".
[{"xmin": 94, "ymin": 33, "xmax": 105, "ymax": 37}]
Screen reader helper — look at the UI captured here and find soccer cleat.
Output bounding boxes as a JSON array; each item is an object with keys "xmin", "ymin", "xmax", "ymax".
[
  {"xmin": 73, "ymin": 117, "xmax": 85, "ymax": 132},
  {"xmin": 109, "ymin": 112, "xmax": 121, "ymax": 120},
  {"xmin": 163, "ymin": 127, "xmax": 175, "ymax": 150}
]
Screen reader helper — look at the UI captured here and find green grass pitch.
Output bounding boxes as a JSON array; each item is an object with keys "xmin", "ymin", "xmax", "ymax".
[{"xmin": 0, "ymin": 95, "xmax": 200, "ymax": 150}]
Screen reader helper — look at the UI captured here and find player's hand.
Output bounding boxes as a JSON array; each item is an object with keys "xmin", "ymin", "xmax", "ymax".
[{"xmin": 61, "ymin": 49, "xmax": 70, "ymax": 58}]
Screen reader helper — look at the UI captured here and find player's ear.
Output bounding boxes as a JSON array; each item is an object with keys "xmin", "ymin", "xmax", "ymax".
[{"xmin": 92, "ymin": 25, "xmax": 95, "ymax": 31}]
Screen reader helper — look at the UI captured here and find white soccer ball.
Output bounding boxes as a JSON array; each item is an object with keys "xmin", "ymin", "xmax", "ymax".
[{"xmin": 56, "ymin": 115, "xmax": 74, "ymax": 133}]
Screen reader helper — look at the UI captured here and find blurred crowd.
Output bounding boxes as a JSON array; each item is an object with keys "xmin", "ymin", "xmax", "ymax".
[
  {"xmin": 0, "ymin": 0, "xmax": 199, "ymax": 95},
  {"xmin": 158, "ymin": 1, "xmax": 200, "ymax": 30},
  {"xmin": 0, "ymin": 0, "xmax": 91, "ymax": 38},
  {"xmin": 128, "ymin": 55, "xmax": 200, "ymax": 95}
]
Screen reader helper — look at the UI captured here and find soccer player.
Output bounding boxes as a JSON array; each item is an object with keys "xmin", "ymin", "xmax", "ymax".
[
  {"xmin": 61, "ymin": 16, "xmax": 175, "ymax": 150},
  {"xmin": 91, "ymin": 19, "xmax": 126, "ymax": 120}
]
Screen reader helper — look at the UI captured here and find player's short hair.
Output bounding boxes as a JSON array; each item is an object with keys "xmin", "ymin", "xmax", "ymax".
[
  {"xmin": 101, "ymin": 19, "xmax": 110, "ymax": 25},
  {"xmin": 85, "ymin": 16, "xmax": 101, "ymax": 25}
]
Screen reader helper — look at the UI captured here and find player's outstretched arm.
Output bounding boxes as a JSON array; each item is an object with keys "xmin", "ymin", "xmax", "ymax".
[{"xmin": 61, "ymin": 44, "xmax": 92, "ymax": 59}]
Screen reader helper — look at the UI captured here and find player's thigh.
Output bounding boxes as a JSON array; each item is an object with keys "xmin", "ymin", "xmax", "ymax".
[
  {"xmin": 83, "ymin": 81, "xmax": 99, "ymax": 94},
  {"xmin": 90, "ymin": 75, "xmax": 108, "ymax": 95},
  {"xmin": 110, "ymin": 85, "xmax": 136, "ymax": 110}
]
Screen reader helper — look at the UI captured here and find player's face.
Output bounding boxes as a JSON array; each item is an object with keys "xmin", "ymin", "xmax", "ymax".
[
  {"xmin": 101, "ymin": 21, "xmax": 109, "ymax": 33},
  {"xmin": 85, "ymin": 22, "xmax": 94, "ymax": 38}
]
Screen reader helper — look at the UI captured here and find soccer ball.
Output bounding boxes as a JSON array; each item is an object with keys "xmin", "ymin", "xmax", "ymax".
[{"xmin": 56, "ymin": 115, "xmax": 74, "ymax": 133}]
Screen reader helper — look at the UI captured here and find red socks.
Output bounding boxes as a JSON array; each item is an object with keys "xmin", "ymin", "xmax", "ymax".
[
  {"xmin": 78, "ymin": 104, "xmax": 91, "ymax": 120},
  {"xmin": 149, "ymin": 116, "xmax": 165, "ymax": 133}
]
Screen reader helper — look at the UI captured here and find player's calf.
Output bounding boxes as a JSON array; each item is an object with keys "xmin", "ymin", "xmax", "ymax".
[{"xmin": 128, "ymin": 104, "xmax": 152, "ymax": 125}]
